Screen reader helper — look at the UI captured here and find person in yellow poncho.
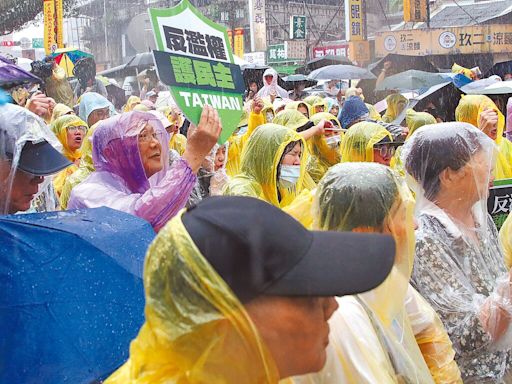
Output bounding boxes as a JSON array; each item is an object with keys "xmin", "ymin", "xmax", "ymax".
[
  {"xmin": 223, "ymin": 123, "xmax": 308, "ymax": 208},
  {"xmin": 293, "ymin": 163, "xmax": 462, "ymax": 384},
  {"xmin": 123, "ymin": 95, "xmax": 141, "ymax": 112},
  {"xmin": 286, "ymin": 100, "xmax": 311, "ymax": 118},
  {"xmin": 455, "ymin": 94, "xmax": 512, "ymax": 179},
  {"xmin": 382, "ymin": 94, "xmax": 407, "ymax": 123},
  {"xmin": 307, "ymin": 112, "xmax": 343, "ymax": 183},
  {"xmin": 59, "ymin": 123, "xmax": 98, "ymax": 210},
  {"xmin": 105, "ymin": 196, "xmax": 394, "ymax": 384},
  {"xmin": 500, "ymin": 212, "xmax": 512, "ymax": 268},
  {"xmin": 225, "ymin": 97, "xmax": 268, "ymax": 176},
  {"xmin": 50, "ymin": 103, "xmax": 74, "ymax": 123},
  {"xmin": 157, "ymin": 105, "xmax": 188, "ymax": 156},
  {"xmin": 50, "ymin": 115, "xmax": 87, "ymax": 199},
  {"xmin": 341, "ymin": 121, "xmax": 396, "ymax": 166},
  {"xmin": 304, "ymin": 95, "xmax": 327, "ymax": 115},
  {"xmin": 390, "ymin": 109, "xmax": 437, "ymax": 175}
]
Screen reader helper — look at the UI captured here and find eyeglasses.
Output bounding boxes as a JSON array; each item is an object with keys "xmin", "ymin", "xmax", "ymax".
[
  {"xmin": 374, "ymin": 145, "xmax": 396, "ymax": 158},
  {"xmin": 138, "ymin": 131, "xmax": 163, "ymax": 143},
  {"xmin": 66, "ymin": 125, "xmax": 87, "ymax": 134},
  {"xmin": 92, "ymin": 108, "xmax": 110, "ymax": 120}
]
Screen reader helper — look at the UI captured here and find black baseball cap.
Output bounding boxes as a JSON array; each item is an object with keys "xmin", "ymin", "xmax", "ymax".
[
  {"xmin": 182, "ymin": 196, "xmax": 395, "ymax": 303},
  {"xmin": 12, "ymin": 140, "xmax": 72, "ymax": 176}
]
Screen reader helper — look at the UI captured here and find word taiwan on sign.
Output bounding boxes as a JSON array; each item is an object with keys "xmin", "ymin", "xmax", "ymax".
[
  {"xmin": 487, "ymin": 178, "xmax": 512, "ymax": 230},
  {"xmin": 149, "ymin": 0, "xmax": 245, "ymax": 144}
]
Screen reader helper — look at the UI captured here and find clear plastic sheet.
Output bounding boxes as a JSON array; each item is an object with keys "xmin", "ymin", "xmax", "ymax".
[{"xmin": 402, "ymin": 122, "xmax": 512, "ymax": 382}]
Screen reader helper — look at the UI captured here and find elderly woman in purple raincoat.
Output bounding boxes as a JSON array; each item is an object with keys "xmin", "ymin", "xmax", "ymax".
[{"xmin": 68, "ymin": 105, "xmax": 221, "ymax": 231}]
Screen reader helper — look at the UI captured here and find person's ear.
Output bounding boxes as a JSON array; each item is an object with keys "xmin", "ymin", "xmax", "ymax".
[{"xmin": 439, "ymin": 167, "xmax": 464, "ymax": 189}]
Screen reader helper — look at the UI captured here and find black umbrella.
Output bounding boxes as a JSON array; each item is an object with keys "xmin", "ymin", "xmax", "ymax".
[
  {"xmin": 281, "ymin": 74, "xmax": 317, "ymax": 91},
  {"xmin": 124, "ymin": 52, "xmax": 155, "ymax": 70}
]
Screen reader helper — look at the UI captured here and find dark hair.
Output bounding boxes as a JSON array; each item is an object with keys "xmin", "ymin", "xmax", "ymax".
[
  {"xmin": 405, "ymin": 127, "xmax": 483, "ymax": 200},
  {"xmin": 276, "ymin": 140, "xmax": 302, "ymax": 200}
]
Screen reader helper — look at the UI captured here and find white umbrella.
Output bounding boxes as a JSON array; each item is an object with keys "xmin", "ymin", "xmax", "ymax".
[{"xmin": 309, "ymin": 65, "xmax": 376, "ymax": 80}]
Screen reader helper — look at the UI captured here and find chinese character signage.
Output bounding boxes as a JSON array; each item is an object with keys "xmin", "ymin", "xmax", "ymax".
[
  {"xmin": 376, "ymin": 24, "xmax": 512, "ymax": 57},
  {"xmin": 43, "ymin": 0, "xmax": 56, "ymax": 55},
  {"xmin": 313, "ymin": 44, "xmax": 349, "ymax": 58},
  {"xmin": 234, "ymin": 28, "xmax": 245, "ymax": 58},
  {"xmin": 487, "ymin": 179, "xmax": 512, "ymax": 230},
  {"xmin": 404, "ymin": 0, "xmax": 427, "ymax": 23},
  {"xmin": 345, "ymin": 0, "xmax": 367, "ymax": 41},
  {"xmin": 348, "ymin": 40, "xmax": 371, "ymax": 64},
  {"xmin": 267, "ymin": 43, "xmax": 287, "ymax": 63},
  {"xmin": 248, "ymin": 0, "xmax": 267, "ymax": 52},
  {"xmin": 43, "ymin": 0, "xmax": 64, "ymax": 55},
  {"xmin": 290, "ymin": 15, "xmax": 306, "ymax": 40},
  {"xmin": 149, "ymin": 0, "xmax": 245, "ymax": 144}
]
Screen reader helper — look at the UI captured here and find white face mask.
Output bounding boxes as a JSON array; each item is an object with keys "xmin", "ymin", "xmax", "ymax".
[
  {"xmin": 325, "ymin": 135, "xmax": 341, "ymax": 148},
  {"xmin": 266, "ymin": 111, "xmax": 274, "ymax": 123},
  {"xmin": 279, "ymin": 164, "xmax": 301, "ymax": 186},
  {"xmin": 237, "ymin": 125, "xmax": 248, "ymax": 136}
]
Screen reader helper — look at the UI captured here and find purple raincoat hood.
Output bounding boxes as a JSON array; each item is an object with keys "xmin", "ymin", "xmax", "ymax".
[{"xmin": 91, "ymin": 111, "xmax": 169, "ymax": 194}]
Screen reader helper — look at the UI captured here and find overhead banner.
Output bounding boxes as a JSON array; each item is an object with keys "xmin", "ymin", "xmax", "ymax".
[
  {"xmin": 234, "ymin": 28, "xmax": 245, "ymax": 58},
  {"xmin": 488, "ymin": 178, "xmax": 512, "ymax": 230},
  {"xmin": 376, "ymin": 24, "xmax": 512, "ymax": 57},
  {"xmin": 55, "ymin": 0, "xmax": 64, "ymax": 48},
  {"xmin": 248, "ymin": 0, "xmax": 267, "ymax": 52},
  {"xmin": 345, "ymin": 0, "xmax": 367, "ymax": 41},
  {"xmin": 149, "ymin": 0, "xmax": 245, "ymax": 144},
  {"xmin": 43, "ymin": 0, "xmax": 56, "ymax": 55},
  {"xmin": 404, "ymin": 0, "xmax": 428, "ymax": 23}
]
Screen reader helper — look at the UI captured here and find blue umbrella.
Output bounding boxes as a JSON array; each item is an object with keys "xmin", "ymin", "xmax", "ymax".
[{"xmin": 0, "ymin": 207, "xmax": 156, "ymax": 383}]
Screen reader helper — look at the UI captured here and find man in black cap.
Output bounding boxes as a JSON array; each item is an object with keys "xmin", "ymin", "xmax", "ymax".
[
  {"xmin": 0, "ymin": 103, "xmax": 71, "ymax": 214},
  {"xmin": 104, "ymin": 196, "xmax": 396, "ymax": 383}
]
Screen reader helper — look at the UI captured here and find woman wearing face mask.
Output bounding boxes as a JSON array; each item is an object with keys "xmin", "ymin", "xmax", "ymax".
[
  {"xmin": 68, "ymin": 106, "xmax": 221, "ymax": 231},
  {"xmin": 341, "ymin": 121, "xmax": 400, "ymax": 167},
  {"xmin": 403, "ymin": 122, "xmax": 512, "ymax": 383},
  {"xmin": 292, "ymin": 163, "xmax": 462, "ymax": 384},
  {"xmin": 223, "ymin": 124, "xmax": 307, "ymax": 208},
  {"xmin": 456, "ymin": 94, "xmax": 512, "ymax": 180},
  {"xmin": 307, "ymin": 112, "xmax": 343, "ymax": 183},
  {"xmin": 304, "ymin": 95, "xmax": 327, "ymax": 115}
]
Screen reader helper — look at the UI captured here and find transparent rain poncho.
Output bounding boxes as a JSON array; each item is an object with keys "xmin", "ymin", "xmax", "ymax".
[
  {"xmin": 256, "ymin": 68, "xmax": 288, "ymax": 99},
  {"xmin": 341, "ymin": 121, "xmax": 392, "ymax": 163},
  {"xmin": 304, "ymin": 95, "xmax": 328, "ymax": 114},
  {"xmin": 50, "ymin": 103, "xmax": 74, "ymax": 123},
  {"xmin": 50, "ymin": 115, "xmax": 87, "ymax": 198},
  {"xmin": 59, "ymin": 122, "xmax": 98, "ymax": 210},
  {"xmin": 104, "ymin": 212, "xmax": 279, "ymax": 383},
  {"xmin": 0, "ymin": 103, "xmax": 64, "ymax": 214},
  {"xmin": 67, "ymin": 111, "xmax": 196, "ymax": 231},
  {"xmin": 78, "ymin": 92, "xmax": 116, "ymax": 127},
  {"xmin": 455, "ymin": 94, "xmax": 512, "ymax": 180},
  {"xmin": 402, "ymin": 122, "xmax": 512, "ymax": 382},
  {"xmin": 223, "ymin": 124, "xmax": 308, "ymax": 208},
  {"xmin": 292, "ymin": 162, "xmax": 460, "ymax": 384},
  {"xmin": 405, "ymin": 109, "xmax": 436, "ymax": 139},
  {"xmin": 307, "ymin": 112, "xmax": 343, "ymax": 183}
]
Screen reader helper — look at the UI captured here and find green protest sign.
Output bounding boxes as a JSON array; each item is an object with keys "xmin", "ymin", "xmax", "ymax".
[
  {"xmin": 487, "ymin": 178, "xmax": 512, "ymax": 230},
  {"xmin": 149, "ymin": 0, "xmax": 244, "ymax": 144}
]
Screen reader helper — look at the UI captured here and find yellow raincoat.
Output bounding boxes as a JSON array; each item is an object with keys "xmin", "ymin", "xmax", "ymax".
[
  {"xmin": 104, "ymin": 212, "xmax": 279, "ymax": 383},
  {"xmin": 123, "ymin": 96, "xmax": 141, "ymax": 112},
  {"xmin": 169, "ymin": 133, "xmax": 187, "ymax": 156},
  {"xmin": 307, "ymin": 112, "xmax": 343, "ymax": 183},
  {"xmin": 226, "ymin": 109, "xmax": 265, "ymax": 176},
  {"xmin": 59, "ymin": 123, "xmax": 98, "ymax": 210},
  {"xmin": 455, "ymin": 94, "xmax": 512, "ymax": 179},
  {"xmin": 304, "ymin": 95, "xmax": 327, "ymax": 114},
  {"xmin": 452, "ymin": 63, "xmax": 474, "ymax": 80},
  {"xmin": 341, "ymin": 121, "xmax": 392, "ymax": 163},
  {"xmin": 292, "ymin": 163, "xmax": 461, "ymax": 384},
  {"xmin": 50, "ymin": 115, "xmax": 86, "ymax": 198},
  {"xmin": 285, "ymin": 101, "xmax": 311, "ymax": 118},
  {"xmin": 51, "ymin": 103, "xmax": 74, "ymax": 123},
  {"xmin": 223, "ymin": 124, "xmax": 307, "ymax": 208},
  {"xmin": 382, "ymin": 94, "xmax": 407, "ymax": 123}
]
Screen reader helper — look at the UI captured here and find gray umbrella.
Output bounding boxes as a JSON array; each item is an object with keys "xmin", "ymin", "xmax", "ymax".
[
  {"xmin": 309, "ymin": 65, "xmax": 376, "ymax": 80},
  {"xmin": 376, "ymin": 70, "xmax": 447, "ymax": 92},
  {"xmin": 282, "ymin": 74, "xmax": 317, "ymax": 91},
  {"xmin": 124, "ymin": 52, "xmax": 155, "ymax": 69}
]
